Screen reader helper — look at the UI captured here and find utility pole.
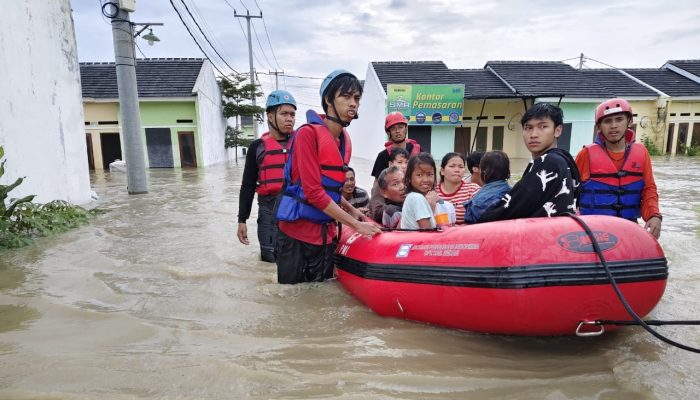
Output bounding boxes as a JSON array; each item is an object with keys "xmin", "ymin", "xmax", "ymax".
[
  {"xmin": 110, "ymin": 7, "xmax": 148, "ymax": 194},
  {"xmin": 578, "ymin": 53, "xmax": 585, "ymax": 70},
  {"xmin": 234, "ymin": 9, "xmax": 263, "ymax": 138},
  {"xmin": 269, "ymin": 70, "xmax": 284, "ymax": 90}
]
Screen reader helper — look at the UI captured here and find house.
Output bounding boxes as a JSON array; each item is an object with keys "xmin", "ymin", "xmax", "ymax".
[
  {"xmin": 350, "ymin": 59, "xmax": 700, "ymax": 164},
  {"xmin": 80, "ymin": 58, "xmax": 229, "ymax": 170}
]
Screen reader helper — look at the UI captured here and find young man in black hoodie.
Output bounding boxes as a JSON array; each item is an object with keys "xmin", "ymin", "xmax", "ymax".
[{"xmin": 477, "ymin": 103, "xmax": 580, "ymax": 222}]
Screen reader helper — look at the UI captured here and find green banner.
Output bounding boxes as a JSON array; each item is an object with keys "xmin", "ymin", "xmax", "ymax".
[{"xmin": 386, "ymin": 84, "xmax": 465, "ymax": 125}]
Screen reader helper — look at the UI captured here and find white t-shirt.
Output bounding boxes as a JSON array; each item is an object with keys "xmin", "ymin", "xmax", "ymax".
[{"xmin": 400, "ymin": 192, "xmax": 436, "ymax": 230}]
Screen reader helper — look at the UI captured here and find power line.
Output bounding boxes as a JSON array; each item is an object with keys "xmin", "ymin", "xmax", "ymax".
[
  {"xmin": 174, "ymin": 0, "xmax": 239, "ymax": 74},
  {"xmin": 168, "ymin": 0, "xmax": 235, "ymax": 82},
  {"xmin": 184, "ymin": 0, "xmax": 238, "ymax": 67},
  {"xmin": 251, "ymin": 21, "xmax": 275, "ymax": 71}
]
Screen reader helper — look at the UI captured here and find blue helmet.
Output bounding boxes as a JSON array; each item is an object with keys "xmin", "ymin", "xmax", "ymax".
[
  {"xmin": 266, "ymin": 90, "xmax": 296, "ymax": 109},
  {"xmin": 319, "ymin": 69, "xmax": 357, "ymax": 100}
]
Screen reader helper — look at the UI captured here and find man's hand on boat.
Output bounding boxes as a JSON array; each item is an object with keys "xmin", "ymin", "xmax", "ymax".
[{"xmin": 354, "ymin": 221, "xmax": 382, "ymax": 237}]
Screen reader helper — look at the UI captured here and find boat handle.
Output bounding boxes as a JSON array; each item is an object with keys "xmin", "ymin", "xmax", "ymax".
[{"xmin": 576, "ymin": 321, "xmax": 605, "ymax": 337}]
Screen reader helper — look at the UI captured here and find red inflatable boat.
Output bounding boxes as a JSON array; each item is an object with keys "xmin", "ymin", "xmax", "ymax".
[{"xmin": 334, "ymin": 215, "xmax": 667, "ymax": 336}]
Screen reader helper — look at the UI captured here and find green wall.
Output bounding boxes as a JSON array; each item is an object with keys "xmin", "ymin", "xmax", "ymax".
[
  {"xmin": 117, "ymin": 101, "xmax": 202, "ymax": 168},
  {"xmin": 543, "ymin": 101, "xmax": 597, "ymax": 156}
]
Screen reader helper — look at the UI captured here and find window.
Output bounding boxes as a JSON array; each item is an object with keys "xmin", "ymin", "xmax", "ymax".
[
  {"xmin": 492, "ymin": 126, "xmax": 504, "ymax": 151},
  {"xmin": 176, "ymin": 119, "xmax": 194, "ymax": 123},
  {"xmin": 240, "ymin": 115, "xmax": 254, "ymax": 126}
]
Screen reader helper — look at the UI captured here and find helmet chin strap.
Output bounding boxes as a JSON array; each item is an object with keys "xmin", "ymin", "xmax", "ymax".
[
  {"xmin": 325, "ymin": 100, "xmax": 356, "ymax": 128},
  {"xmin": 268, "ymin": 109, "xmax": 290, "ymax": 136}
]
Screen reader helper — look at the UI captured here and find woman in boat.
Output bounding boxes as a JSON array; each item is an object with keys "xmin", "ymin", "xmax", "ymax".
[{"xmin": 437, "ymin": 152, "xmax": 480, "ymax": 224}]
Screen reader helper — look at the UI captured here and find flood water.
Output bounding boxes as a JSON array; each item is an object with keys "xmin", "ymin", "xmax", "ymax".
[{"xmin": 1, "ymin": 156, "xmax": 698, "ymax": 399}]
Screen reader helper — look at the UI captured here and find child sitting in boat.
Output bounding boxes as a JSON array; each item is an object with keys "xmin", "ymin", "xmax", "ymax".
[
  {"xmin": 371, "ymin": 166, "xmax": 406, "ymax": 228},
  {"xmin": 400, "ymin": 152, "xmax": 442, "ymax": 230},
  {"xmin": 464, "ymin": 150, "xmax": 511, "ymax": 224}
]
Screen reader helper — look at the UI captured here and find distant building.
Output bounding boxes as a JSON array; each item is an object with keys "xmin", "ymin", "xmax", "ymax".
[
  {"xmin": 352, "ymin": 59, "xmax": 700, "ymax": 162},
  {"xmin": 0, "ymin": 0, "xmax": 91, "ymax": 204},
  {"xmin": 80, "ymin": 58, "xmax": 229, "ymax": 169}
]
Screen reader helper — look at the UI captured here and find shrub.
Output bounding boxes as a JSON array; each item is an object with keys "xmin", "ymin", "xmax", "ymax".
[
  {"xmin": 642, "ymin": 136, "xmax": 661, "ymax": 156},
  {"xmin": 0, "ymin": 146, "xmax": 99, "ymax": 249}
]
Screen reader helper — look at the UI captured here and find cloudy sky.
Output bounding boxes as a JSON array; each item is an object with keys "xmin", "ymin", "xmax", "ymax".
[{"xmin": 72, "ymin": 0, "xmax": 700, "ymax": 111}]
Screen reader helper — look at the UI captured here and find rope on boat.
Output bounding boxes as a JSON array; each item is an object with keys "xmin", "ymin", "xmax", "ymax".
[
  {"xmin": 597, "ymin": 320, "xmax": 700, "ymax": 326},
  {"xmin": 568, "ymin": 214, "xmax": 700, "ymax": 353}
]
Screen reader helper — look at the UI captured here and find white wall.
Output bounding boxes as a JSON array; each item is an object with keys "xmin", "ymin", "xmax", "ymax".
[
  {"xmin": 0, "ymin": 0, "xmax": 91, "ymax": 205},
  {"xmin": 194, "ymin": 60, "xmax": 229, "ymax": 166},
  {"xmin": 347, "ymin": 63, "xmax": 388, "ymax": 163}
]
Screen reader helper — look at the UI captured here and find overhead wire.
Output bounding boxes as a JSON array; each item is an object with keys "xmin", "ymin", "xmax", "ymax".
[
  {"xmin": 175, "ymin": 0, "xmax": 239, "ymax": 75},
  {"xmin": 168, "ymin": 0, "xmax": 235, "ymax": 82}
]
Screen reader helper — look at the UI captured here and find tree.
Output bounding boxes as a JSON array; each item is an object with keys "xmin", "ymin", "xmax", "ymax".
[{"xmin": 220, "ymin": 74, "xmax": 265, "ymax": 149}]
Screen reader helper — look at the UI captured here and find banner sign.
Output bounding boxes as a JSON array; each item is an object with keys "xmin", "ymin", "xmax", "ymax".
[{"xmin": 386, "ymin": 84, "xmax": 465, "ymax": 125}]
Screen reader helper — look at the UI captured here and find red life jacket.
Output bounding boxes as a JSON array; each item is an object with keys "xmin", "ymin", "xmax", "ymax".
[
  {"xmin": 275, "ymin": 121, "xmax": 352, "ymax": 224},
  {"xmin": 384, "ymin": 138, "xmax": 421, "ymax": 157},
  {"xmin": 256, "ymin": 132, "xmax": 290, "ymax": 196},
  {"xmin": 579, "ymin": 142, "xmax": 645, "ymax": 219}
]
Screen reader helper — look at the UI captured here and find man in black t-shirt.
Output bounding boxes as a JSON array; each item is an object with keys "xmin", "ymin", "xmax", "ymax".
[{"xmin": 237, "ymin": 90, "xmax": 296, "ymax": 262}]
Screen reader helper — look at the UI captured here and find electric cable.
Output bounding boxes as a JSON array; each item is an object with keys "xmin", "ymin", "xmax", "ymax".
[{"xmin": 175, "ymin": 0, "xmax": 240, "ymax": 74}]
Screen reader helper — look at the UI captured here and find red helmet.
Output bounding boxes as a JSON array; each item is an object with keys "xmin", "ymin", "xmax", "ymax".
[
  {"xmin": 595, "ymin": 98, "xmax": 633, "ymax": 124},
  {"xmin": 385, "ymin": 112, "xmax": 408, "ymax": 131}
]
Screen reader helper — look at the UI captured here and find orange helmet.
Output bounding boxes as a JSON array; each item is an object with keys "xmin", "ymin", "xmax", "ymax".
[
  {"xmin": 595, "ymin": 98, "xmax": 633, "ymax": 124},
  {"xmin": 385, "ymin": 112, "xmax": 408, "ymax": 131}
]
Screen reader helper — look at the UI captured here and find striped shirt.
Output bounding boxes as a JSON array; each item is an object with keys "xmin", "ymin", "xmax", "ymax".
[{"xmin": 438, "ymin": 180, "xmax": 480, "ymax": 224}]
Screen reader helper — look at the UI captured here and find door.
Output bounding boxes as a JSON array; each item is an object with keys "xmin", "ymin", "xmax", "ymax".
[
  {"xmin": 86, "ymin": 133, "xmax": 95, "ymax": 170},
  {"xmin": 474, "ymin": 127, "xmax": 487, "ymax": 152},
  {"xmin": 178, "ymin": 132, "xmax": 197, "ymax": 167},
  {"xmin": 492, "ymin": 126, "xmax": 504, "ymax": 151},
  {"xmin": 100, "ymin": 132, "xmax": 122, "ymax": 170},
  {"xmin": 558, "ymin": 123, "xmax": 572, "ymax": 153},
  {"xmin": 145, "ymin": 128, "xmax": 174, "ymax": 168},
  {"xmin": 666, "ymin": 123, "xmax": 675, "ymax": 154},
  {"xmin": 678, "ymin": 123, "xmax": 689, "ymax": 153},
  {"xmin": 454, "ymin": 127, "xmax": 471, "ymax": 155},
  {"xmin": 407, "ymin": 125, "xmax": 431, "ymax": 154}
]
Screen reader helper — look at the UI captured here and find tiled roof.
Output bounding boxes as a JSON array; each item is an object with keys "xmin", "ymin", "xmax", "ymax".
[
  {"xmin": 80, "ymin": 58, "xmax": 204, "ymax": 99},
  {"xmin": 485, "ymin": 61, "xmax": 611, "ymax": 98},
  {"xmin": 450, "ymin": 69, "xmax": 516, "ymax": 99},
  {"xmin": 580, "ymin": 69, "xmax": 658, "ymax": 97},
  {"xmin": 372, "ymin": 61, "xmax": 460, "ymax": 91},
  {"xmin": 623, "ymin": 68, "xmax": 700, "ymax": 97},
  {"xmin": 665, "ymin": 60, "xmax": 700, "ymax": 78}
]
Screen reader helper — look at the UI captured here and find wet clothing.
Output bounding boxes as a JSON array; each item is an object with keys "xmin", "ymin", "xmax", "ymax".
[
  {"xmin": 478, "ymin": 148, "xmax": 581, "ymax": 222},
  {"xmin": 237, "ymin": 133, "xmax": 290, "ymax": 262},
  {"xmin": 256, "ymin": 195, "xmax": 278, "ymax": 262},
  {"xmin": 275, "ymin": 229, "xmax": 336, "ymax": 284},
  {"xmin": 464, "ymin": 180, "xmax": 511, "ymax": 224},
  {"xmin": 575, "ymin": 130, "xmax": 660, "ymax": 222},
  {"xmin": 276, "ymin": 111, "xmax": 351, "ymax": 284},
  {"xmin": 370, "ymin": 141, "xmax": 420, "ymax": 178}
]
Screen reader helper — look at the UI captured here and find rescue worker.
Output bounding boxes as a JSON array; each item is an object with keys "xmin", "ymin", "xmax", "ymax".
[
  {"xmin": 369, "ymin": 112, "xmax": 421, "ymax": 220},
  {"xmin": 237, "ymin": 90, "xmax": 297, "ymax": 262},
  {"xmin": 575, "ymin": 98, "xmax": 662, "ymax": 238},
  {"xmin": 370, "ymin": 112, "xmax": 421, "ymax": 179},
  {"xmin": 275, "ymin": 69, "xmax": 381, "ymax": 284}
]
